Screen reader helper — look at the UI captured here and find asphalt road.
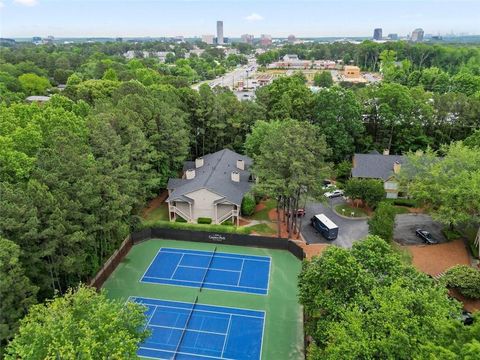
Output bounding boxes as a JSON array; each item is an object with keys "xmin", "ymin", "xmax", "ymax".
[
  {"xmin": 300, "ymin": 197, "xmax": 369, "ymax": 248},
  {"xmin": 394, "ymin": 214, "xmax": 447, "ymax": 245}
]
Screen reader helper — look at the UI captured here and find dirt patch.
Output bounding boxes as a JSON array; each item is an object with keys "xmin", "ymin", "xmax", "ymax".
[
  {"xmin": 449, "ymin": 289, "xmax": 480, "ymax": 313},
  {"xmin": 255, "ymin": 202, "xmax": 266, "ymax": 212},
  {"xmin": 142, "ymin": 191, "xmax": 168, "ymax": 218},
  {"xmin": 407, "ymin": 239, "xmax": 470, "ymax": 276},
  {"xmin": 238, "ymin": 218, "xmax": 251, "ymax": 226},
  {"xmin": 295, "ymin": 241, "xmax": 330, "ymax": 259}
]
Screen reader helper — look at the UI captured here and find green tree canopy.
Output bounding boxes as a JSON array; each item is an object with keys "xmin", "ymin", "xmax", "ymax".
[{"xmin": 6, "ymin": 285, "xmax": 148, "ymax": 359}]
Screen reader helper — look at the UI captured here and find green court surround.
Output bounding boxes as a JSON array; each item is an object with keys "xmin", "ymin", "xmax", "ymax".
[{"xmin": 103, "ymin": 239, "xmax": 304, "ymax": 360}]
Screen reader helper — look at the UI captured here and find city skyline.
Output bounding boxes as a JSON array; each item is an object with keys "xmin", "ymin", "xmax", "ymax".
[{"xmin": 0, "ymin": 0, "xmax": 480, "ymax": 38}]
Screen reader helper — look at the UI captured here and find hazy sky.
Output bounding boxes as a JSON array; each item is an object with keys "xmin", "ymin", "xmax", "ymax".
[{"xmin": 1, "ymin": 0, "xmax": 479, "ymax": 38}]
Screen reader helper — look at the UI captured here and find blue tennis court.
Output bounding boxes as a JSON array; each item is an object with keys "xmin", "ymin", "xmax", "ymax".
[
  {"xmin": 131, "ymin": 297, "xmax": 265, "ymax": 360},
  {"xmin": 141, "ymin": 248, "xmax": 271, "ymax": 295}
]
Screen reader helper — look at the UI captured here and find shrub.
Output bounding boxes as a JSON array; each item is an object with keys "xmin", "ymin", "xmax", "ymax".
[
  {"xmin": 344, "ymin": 178, "xmax": 385, "ymax": 208},
  {"xmin": 175, "ymin": 217, "xmax": 187, "ymax": 223},
  {"xmin": 392, "ymin": 199, "xmax": 417, "ymax": 207},
  {"xmin": 241, "ymin": 194, "xmax": 256, "ymax": 216},
  {"xmin": 368, "ymin": 201, "xmax": 397, "ymax": 242},
  {"xmin": 442, "ymin": 228, "xmax": 462, "ymax": 241},
  {"xmin": 139, "ymin": 220, "xmax": 251, "ymax": 234},
  {"xmin": 197, "ymin": 217, "xmax": 212, "ymax": 224},
  {"xmin": 442, "ymin": 265, "xmax": 480, "ymax": 299}
]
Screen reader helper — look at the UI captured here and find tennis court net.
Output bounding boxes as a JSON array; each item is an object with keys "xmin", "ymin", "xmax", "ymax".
[
  {"xmin": 172, "ymin": 295, "xmax": 198, "ymax": 360},
  {"xmin": 199, "ymin": 246, "xmax": 217, "ymax": 292}
]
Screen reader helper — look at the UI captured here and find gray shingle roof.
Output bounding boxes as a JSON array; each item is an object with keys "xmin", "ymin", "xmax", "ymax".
[
  {"xmin": 352, "ymin": 153, "xmax": 406, "ymax": 181},
  {"xmin": 167, "ymin": 149, "xmax": 253, "ymax": 205}
]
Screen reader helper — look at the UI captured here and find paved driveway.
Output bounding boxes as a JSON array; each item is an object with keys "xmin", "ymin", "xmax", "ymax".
[
  {"xmin": 394, "ymin": 214, "xmax": 447, "ymax": 245},
  {"xmin": 300, "ymin": 197, "xmax": 368, "ymax": 248}
]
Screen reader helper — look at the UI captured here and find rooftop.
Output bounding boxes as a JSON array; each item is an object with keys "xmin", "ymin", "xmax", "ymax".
[{"xmin": 167, "ymin": 149, "xmax": 253, "ymax": 205}]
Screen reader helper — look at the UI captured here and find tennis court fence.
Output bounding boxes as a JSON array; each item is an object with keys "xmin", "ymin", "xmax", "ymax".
[{"xmin": 90, "ymin": 227, "xmax": 305, "ymax": 290}]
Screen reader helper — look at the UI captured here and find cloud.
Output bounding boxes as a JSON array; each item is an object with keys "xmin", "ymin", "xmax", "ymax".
[
  {"xmin": 244, "ymin": 13, "xmax": 264, "ymax": 21},
  {"xmin": 14, "ymin": 0, "xmax": 38, "ymax": 6}
]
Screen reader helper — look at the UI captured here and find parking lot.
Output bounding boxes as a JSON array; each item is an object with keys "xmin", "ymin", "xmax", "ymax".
[
  {"xmin": 394, "ymin": 214, "xmax": 447, "ymax": 245},
  {"xmin": 300, "ymin": 197, "xmax": 368, "ymax": 248}
]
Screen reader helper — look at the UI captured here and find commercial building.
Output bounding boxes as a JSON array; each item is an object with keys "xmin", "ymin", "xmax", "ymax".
[
  {"xmin": 260, "ymin": 34, "xmax": 272, "ymax": 47},
  {"xmin": 217, "ymin": 21, "xmax": 224, "ymax": 45},
  {"xmin": 373, "ymin": 28, "xmax": 383, "ymax": 40},
  {"xmin": 344, "ymin": 65, "xmax": 361, "ymax": 78},
  {"xmin": 388, "ymin": 33, "xmax": 399, "ymax": 40},
  {"xmin": 287, "ymin": 34, "xmax": 296, "ymax": 43},
  {"xmin": 411, "ymin": 28, "xmax": 425, "ymax": 42},
  {"xmin": 241, "ymin": 34, "xmax": 254, "ymax": 44},
  {"xmin": 202, "ymin": 34, "xmax": 215, "ymax": 45}
]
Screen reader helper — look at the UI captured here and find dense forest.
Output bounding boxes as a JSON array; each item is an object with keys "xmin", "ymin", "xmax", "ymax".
[{"xmin": 1, "ymin": 40, "xmax": 480, "ymax": 354}]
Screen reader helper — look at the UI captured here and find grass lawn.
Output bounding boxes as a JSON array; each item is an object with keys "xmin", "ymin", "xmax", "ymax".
[
  {"xmin": 250, "ymin": 199, "xmax": 277, "ymax": 221},
  {"xmin": 143, "ymin": 203, "xmax": 169, "ymax": 222},
  {"xmin": 335, "ymin": 203, "xmax": 368, "ymax": 218},
  {"xmin": 249, "ymin": 223, "xmax": 277, "ymax": 235}
]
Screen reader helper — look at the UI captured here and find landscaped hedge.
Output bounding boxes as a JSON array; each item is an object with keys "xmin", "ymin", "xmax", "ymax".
[
  {"xmin": 368, "ymin": 201, "xmax": 397, "ymax": 242},
  {"xmin": 441, "ymin": 265, "xmax": 480, "ymax": 299},
  {"xmin": 241, "ymin": 194, "xmax": 256, "ymax": 216},
  {"xmin": 139, "ymin": 220, "xmax": 251, "ymax": 234},
  {"xmin": 392, "ymin": 199, "xmax": 417, "ymax": 207},
  {"xmin": 197, "ymin": 217, "xmax": 212, "ymax": 224}
]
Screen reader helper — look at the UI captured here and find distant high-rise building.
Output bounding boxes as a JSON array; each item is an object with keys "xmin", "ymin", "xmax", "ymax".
[
  {"xmin": 202, "ymin": 34, "xmax": 215, "ymax": 45},
  {"xmin": 241, "ymin": 34, "xmax": 254, "ymax": 44},
  {"xmin": 287, "ymin": 34, "xmax": 296, "ymax": 43},
  {"xmin": 216, "ymin": 21, "xmax": 224, "ymax": 45},
  {"xmin": 387, "ymin": 33, "xmax": 398, "ymax": 40},
  {"xmin": 411, "ymin": 28, "xmax": 424, "ymax": 42},
  {"xmin": 373, "ymin": 28, "xmax": 383, "ymax": 40},
  {"xmin": 260, "ymin": 34, "xmax": 272, "ymax": 47}
]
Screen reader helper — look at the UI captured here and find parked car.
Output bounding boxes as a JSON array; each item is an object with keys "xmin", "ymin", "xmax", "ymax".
[
  {"xmin": 324, "ymin": 189, "xmax": 344, "ymax": 199},
  {"xmin": 322, "ymin": 184, "xmax": 335, "ymax": 190},
  {"xmin": 461, "ymin": 310, "xmax": 475, "ymax": 325},
  {"xmin": 287, "ymin": 208, "xmax": 306, "ymax": 217},
  {"xmin": 415, "ymin": 229, "xmax": 439, "ymax": 244}
]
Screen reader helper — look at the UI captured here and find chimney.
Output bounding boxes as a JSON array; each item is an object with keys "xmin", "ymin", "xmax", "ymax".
[
  {"xmin": 393, "ymin": 161, "xmax": 401, "ymax": 174},
  {"xmin": 231, "ymin": 171, "xmax": 240, "ymax": 183},
  {"xmin": 236, "ymin": 159, "xmax": 245, "ymax": 170},
  {"xmin": 383, "ymin": 149, "xmax": 390, "ymax": 156},
  {"xmin": 185, "ymin": 169, "xmax": 196, "ymax": 180},
  {"xmin": 195, "ymin": 157, "xmax": 204, "ymax": 168}
]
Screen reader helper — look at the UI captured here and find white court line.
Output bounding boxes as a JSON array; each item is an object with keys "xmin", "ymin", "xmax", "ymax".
[
  {"xmin": 136, "ymin": 302, "xmax": 265, "ymax": 320},
  {"xmin": 236, "ymin": 260, "xmax": 244, "ymax": 286},
  {"xmin": 138, "ymin": 346, "xmax": 235, "ymax": 360},
  {"xmin": 169, "ymin": 254, "xmax": 184, "ymax": 280},
  {"xmin": 145, "ymin": 305, "xmax": 157, "ymax": 329},
  {"xmin": 159, "ymin": 248, "xmax": 271, "ymax": 262},
  {"xmin": 143, "ymin": 275, "xmax": 267, "ymax": 291},
  {"xmin": 177, "ymin": 265, "xmax": 241, "ymax": 274},
  {"xmin": 148, "ymin": 324, "xmax": 227, "ymax": 337},
  {"xmin": 220, "ymin": 314, "xmax": 232, "ymax": 358}
]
